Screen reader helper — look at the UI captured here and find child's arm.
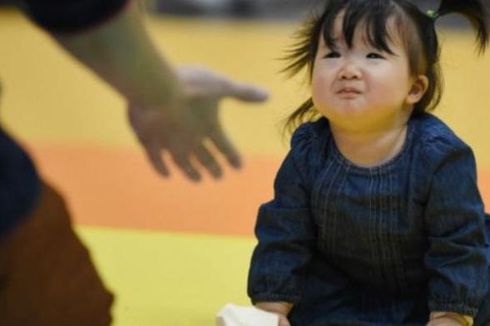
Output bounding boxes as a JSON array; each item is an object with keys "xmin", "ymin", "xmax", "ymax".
[
  {"xmin": 248, "ymin": 124, "xmax": 316, "ymax": 313},
  {"xmin": 423, "ymin": 140, "xmax": 487, "ymax": 321}
]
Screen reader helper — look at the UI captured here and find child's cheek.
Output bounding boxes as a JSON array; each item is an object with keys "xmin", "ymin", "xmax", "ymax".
[
  {"xmin": 311, "ymin": 80, "xmax": 328, "ymax": 110},
  {"xmin": 312, "ymin": 71, "xmax": 331, "ymax": 97}
]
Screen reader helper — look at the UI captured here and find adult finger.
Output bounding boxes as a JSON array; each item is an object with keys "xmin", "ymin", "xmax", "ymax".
[
  {"xmin": 143, "ymin": 142, "xmax": 169, "ymax": 177},
  {"xmin": 177, "ymin": 66, "xmax": 268, "ymax": 102},
  {"xmin": 212, "ymin": 77, "xmax": 269, "ymax": 102},
  {"xmin": 193, "ymin": 143, "xmax": 223, "ymax": 179},
  {"xmin": 209, "ymin": 128, "xmax": 241, "ymax": 169},
  {"xmin": 170, "ymin": 151, "xmax": 201, "ymax": 182}
]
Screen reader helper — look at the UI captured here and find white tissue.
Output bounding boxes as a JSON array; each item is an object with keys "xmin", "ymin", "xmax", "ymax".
[{"xmin": 216, "ymin": 303, "xmax": 279, "ymax": 326}]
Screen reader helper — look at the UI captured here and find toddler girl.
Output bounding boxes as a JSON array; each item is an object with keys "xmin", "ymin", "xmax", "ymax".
[{"xmin": 248, "ymin": 0, "xmax": 490, "ymax": 325}]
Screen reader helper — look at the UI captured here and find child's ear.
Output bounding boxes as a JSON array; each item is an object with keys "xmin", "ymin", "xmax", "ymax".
[{"xmin": 406, "ymin": 75, "xmax": 429, "ymax": 105}]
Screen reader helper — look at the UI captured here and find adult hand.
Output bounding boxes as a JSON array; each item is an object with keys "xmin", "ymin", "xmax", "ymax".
[
  {"xmin": 50, "ymin": 2, "xmax": 268, "ymax": 182},
  {"xmin": 127, "ymin": 66, "xmax": 268, "ymax": 181}
]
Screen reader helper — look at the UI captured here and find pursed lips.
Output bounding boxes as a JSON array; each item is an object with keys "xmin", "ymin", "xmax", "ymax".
[{"xmin": 336, "ymin": 86, "xmax": 362, "ymax": 94}]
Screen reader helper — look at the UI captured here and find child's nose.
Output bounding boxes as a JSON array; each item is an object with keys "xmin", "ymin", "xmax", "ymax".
[{"xmin": 339, "ymin": 62, "xmax": 362, "ymax": 80}]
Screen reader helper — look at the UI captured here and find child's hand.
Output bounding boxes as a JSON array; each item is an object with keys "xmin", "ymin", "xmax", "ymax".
[
  {"xmin": 255, "ymin": 302, "xmax": 293, "ymax": 326},
  {"xmin": 277, "ymin": 314, "xmax": 292, "ymax": 326},
  {"xmin": 427, "ymin": 311, "xmax": 472, "ymax": 326},
  {"xmin": 426, "ymin": 317, "xmax": 465, "ymax": 326}
]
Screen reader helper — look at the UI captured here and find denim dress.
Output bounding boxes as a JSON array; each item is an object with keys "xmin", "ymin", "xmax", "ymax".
[{"xmin": 248, "ymin": 114, "xmax": 490, "ymax": 325}]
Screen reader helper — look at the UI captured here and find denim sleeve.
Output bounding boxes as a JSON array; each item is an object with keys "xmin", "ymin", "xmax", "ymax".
[
  {"xmin": 247, "ymin": 134, "xmax": 316, "ymax": 304},
  {"xmin": 424, "ymin": 143, "xmax": 488, "ymax": 316},
  {"xmin": 19, "ymin": 0, "xmax": 129, "ymax": 33}
]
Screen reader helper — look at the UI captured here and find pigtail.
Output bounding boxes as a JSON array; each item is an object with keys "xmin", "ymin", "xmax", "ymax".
[
  {"xmin": 436, "ymin": 0, "xmax": 489, "ymax": 53},
  {"xmin": 282, "ymin": 13, "xmax": 325, "ymax": 79},
  {"xmin": 281, "ymin": 13, "xmax": 325, "ymax": 133},
  {"xmin": 283, "ymin": 98, "xmax": 319, "ymax": 135}
]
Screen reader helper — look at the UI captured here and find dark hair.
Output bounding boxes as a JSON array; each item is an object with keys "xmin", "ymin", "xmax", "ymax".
[{"xmin": 284, "ymin": 0, "xmax": 489, "ymax": 132}]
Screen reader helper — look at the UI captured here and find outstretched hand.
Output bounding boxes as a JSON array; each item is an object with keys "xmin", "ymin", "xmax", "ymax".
[{"xmin": 127, "ymin": 66, "xmax": 268, "ymax": 181}]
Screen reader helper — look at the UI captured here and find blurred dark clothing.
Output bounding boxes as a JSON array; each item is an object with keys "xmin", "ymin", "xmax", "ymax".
[
  {"xmin": 0, "ymin": 0, "xmax": 129, "ymax": 324},
  {"xmin": 20, "ymin": 0, "xmax": 128, "ymax": 33},
  {"xmin": 0, "ymin": 127, "xmax": 40, "ymax": 239},
  {"xmin": 0, "ymin": 183, "xmax": 114, "ymax": 325}
]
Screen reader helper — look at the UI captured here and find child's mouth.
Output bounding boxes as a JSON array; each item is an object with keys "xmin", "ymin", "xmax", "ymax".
[{"xmin": 337, "ymin": 87, "xmax": 362, "ymax": 94}]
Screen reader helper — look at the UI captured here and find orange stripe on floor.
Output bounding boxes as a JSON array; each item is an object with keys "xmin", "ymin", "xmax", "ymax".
[
  {"xmin": 26, "ymin": 144, "xmax": 490, "ymax": 236},
  {"xmin": 28, "ymin": 143, "xmax": 279, "ymax": 236},
  {"xmin": 479, "ymin": 172, "xmax": 490, "ymax": 213}
]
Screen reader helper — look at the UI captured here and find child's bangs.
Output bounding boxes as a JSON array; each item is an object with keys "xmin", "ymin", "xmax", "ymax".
[{"xmin": 322, "ymin": 0, "xmax": 402, "ymax": 55}]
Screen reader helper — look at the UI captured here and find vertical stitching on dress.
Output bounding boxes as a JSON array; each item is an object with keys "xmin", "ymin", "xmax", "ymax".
[
  {"xmin": 369, "ymin": 168, "xmax": 377, "ymax": 282},
  {"xmin": 312, "ymin": 159, "xmax": 334, "ymax": 208},
  {"xmin": 390, "ymin": 169, "xmax": 409, "ymax": 292},
  {"xmin": 387, "ymin": 168, "xmax": 396, "ymax": 290},
  {"xmin": 326, "ymin": 163, "xmax": 343, "ymax": 252},
  {"xmin": 312, "ymin": 157, "xmax": 335, "ymax": 251},
  {"xmin": 332, "ymin": 163, "xmax": 350, "ymax": 252},
  {"xmin": 377, "ymin": 167, "xmax": 386, "ymax": 284},
  {"xmin": 378, "ymin": 167, "xmax": 386, "ymax": 285}
]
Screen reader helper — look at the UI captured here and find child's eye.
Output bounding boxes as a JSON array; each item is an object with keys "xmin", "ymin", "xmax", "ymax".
[
  {"xmin": 366, "ymin": 52, "xmax": 385, "ymax": 59},
  {"xmin": 324, "ymin": 51, "xmax": 341, "ymax": 59}
]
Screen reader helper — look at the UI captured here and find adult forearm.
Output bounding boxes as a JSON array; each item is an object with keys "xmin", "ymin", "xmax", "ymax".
[{"xmin": 53, "ymin": 1, "xmax": 182, "ymax": 107}]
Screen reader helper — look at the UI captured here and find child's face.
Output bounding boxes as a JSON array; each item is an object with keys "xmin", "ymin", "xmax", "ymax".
[{"xmin": 311, "ymin": 14, "xmax": 426, "ymax": 132}]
